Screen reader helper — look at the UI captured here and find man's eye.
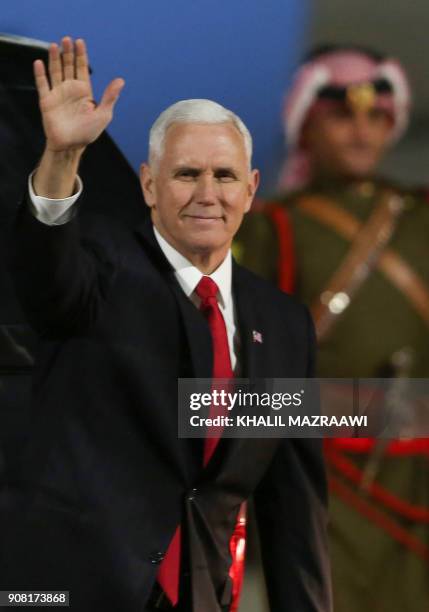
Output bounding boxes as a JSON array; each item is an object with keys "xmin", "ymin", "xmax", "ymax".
[
  {"xmin": 216, "ymin": 173, "xmax": 236, "ymax": 182},
  {"xmin": 175, "ymin": 170, "xmax": 197, "ymax": 180}
]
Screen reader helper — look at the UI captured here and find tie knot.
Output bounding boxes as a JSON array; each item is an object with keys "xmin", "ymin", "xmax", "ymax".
[{"xmin": 195, "ymin": 276, "xmax": 219, "ymax": 301}]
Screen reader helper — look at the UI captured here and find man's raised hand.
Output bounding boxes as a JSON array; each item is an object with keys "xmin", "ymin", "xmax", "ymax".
[{"xmin": 34, "ymin": 37, "xmax": 125, "ymax": 153}]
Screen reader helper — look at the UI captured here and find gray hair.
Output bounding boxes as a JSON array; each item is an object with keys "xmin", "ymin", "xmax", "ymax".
[{"xmin": 148, "ymin": 99, "xmax": 253, "ymax": 169}]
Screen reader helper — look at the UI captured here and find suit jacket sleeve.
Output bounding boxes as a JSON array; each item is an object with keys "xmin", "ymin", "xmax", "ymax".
[
  {"xmin": 10, "ymin": 196, "xmax": 119, "ymax": 338},
  {"xmin": 254, "ymin": 308, "xmax": 333, "ymax": 611}
]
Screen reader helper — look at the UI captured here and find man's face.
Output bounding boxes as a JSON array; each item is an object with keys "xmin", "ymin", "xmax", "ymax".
[
  {"xmin": 303, "ymin": 105, "xmax": 393, "ymax": 180},
  {"xmin": 140, "ymin": 122, "xmax": 259, "ymax": 266}
]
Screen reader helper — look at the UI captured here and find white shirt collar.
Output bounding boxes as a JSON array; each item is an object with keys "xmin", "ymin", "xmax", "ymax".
[{"xmin": 153, "ymin": 225, "xmax": 232, "ymax": 308}]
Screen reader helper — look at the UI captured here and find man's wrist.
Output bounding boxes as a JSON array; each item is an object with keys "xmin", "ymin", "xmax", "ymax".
[
  {"xmin": 44, "ymin": 145, "xmax": 85, "ymax": 159},
  {"xmin": 33, "ymin": 147, "xmax": 84, "ymax": 199}
]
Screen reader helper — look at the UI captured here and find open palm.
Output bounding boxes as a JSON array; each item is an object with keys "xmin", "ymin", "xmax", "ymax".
[{"xmin": 34, "ymin": 37, "xmax": 124, "ymax": 153}]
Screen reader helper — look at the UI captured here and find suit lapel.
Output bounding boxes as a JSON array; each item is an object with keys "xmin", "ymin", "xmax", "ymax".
[
  {"xmin": 134, "ymin": 218, "xmax": 213, "ymax": 379},
  {"xmin": 133, "ymin": 219, "xmax": 213, "ymax": 475},
  {"xmin": 232, "ymin": 261, "xmax": 268, "ymax": 379},
  {"xmin": 167, "ymin": 284, "xmax": 213, "ymax": 380}
]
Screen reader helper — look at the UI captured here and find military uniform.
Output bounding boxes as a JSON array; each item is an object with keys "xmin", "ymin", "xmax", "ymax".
[{"xmin": 235, "ymin": 179, "xmax": 429, "ymax": 611}]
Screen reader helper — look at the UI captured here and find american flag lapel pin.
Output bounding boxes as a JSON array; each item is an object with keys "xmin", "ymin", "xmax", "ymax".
[{"xmin": 252, "ymin": 330, "xmax": 263, "ymax": 344}]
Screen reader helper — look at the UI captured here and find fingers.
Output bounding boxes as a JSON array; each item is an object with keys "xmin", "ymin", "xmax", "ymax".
[
  {"xmin": 75, "ymin": 38, "xmax": 90, "ymax": 84},
  {"xmin": 61, "ymin": 36, "xmax": 74, "ymax": 79},
  {"xmin": 33, "ymin": 59, "xmax": 50, "ymax": 99},
  {"xmin": 48, "ymin": 42, "xmax": 62, "ymax": 87},
  {"xmin": 35, "ymin": 35, "xmax": 122, "ymax": 120},
  {"xmin": 99, "ymin": 78, "xmax": 125, "ymax": 113},
  {"xmin": 45, "ymin": 36, "xmax": 91, "ymax": 87}
]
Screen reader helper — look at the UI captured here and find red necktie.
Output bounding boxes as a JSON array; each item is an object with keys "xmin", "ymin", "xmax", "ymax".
[
  {"xmin": 157, "ymin": 276, "xmax": 233, "ymax": 605},
  {"xmin": 196, "ymin": 276, "xmax": 234, "ymax": 464}
]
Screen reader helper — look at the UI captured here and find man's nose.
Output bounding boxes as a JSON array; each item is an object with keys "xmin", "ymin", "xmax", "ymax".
[
  {"xmin": 194, "ymin": 175, "xmax": 218, "ymax": 204},
  {"xmin": 353, "ymin": 112, "xmax": 373, "ymax": 141}
]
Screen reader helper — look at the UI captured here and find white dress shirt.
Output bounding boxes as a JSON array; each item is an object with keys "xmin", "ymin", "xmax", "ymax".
[
  {"xmin": 28, "ymin": 171, "xmax": 83, "ymax": 225},
  {"xmin": 28, "ymin": 173, "xmax": 240, "ymax": 372}
]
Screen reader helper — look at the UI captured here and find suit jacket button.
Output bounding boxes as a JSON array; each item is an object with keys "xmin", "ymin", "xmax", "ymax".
[{"xmin": 149, "ymin": 551, "xmax": 165, "ymax": 564}]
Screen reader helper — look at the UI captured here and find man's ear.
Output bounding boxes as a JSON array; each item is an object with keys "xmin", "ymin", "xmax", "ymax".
[
  {"xmin": 140, "ymin": 163, "xmax": 156, "ymax": 208},
  {"xmin": 244, "ymin": 168, "xmax": 260, "ymax": 213}
]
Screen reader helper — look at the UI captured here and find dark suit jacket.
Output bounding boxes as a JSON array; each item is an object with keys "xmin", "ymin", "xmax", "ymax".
[{"xmin": 1, "ymin": 201, "xmax": 332, "ymax": 611}]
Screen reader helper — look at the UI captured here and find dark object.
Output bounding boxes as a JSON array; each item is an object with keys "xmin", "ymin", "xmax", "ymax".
[{"xmin": 0, "ymin": 33, "xmax": 146, "ymax": 483}]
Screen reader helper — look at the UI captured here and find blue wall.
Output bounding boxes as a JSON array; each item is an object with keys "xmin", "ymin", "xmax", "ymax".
[{"xmin": 2, "ymin": 0, "xmax": 309, "ymax": 192}]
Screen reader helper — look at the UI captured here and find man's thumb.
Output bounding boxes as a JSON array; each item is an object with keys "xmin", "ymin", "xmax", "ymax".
[{"xmin": 99, "ymin": 78, "xmax": 125, "ymax": 112}]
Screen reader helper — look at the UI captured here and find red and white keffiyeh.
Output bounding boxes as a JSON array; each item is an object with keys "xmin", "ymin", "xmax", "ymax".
[{"xmin": 279, "ymin": 49, "xmax": 411, "ymax": 191}]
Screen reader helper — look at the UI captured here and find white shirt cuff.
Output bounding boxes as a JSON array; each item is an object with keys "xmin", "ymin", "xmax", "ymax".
[{"xmin": 28, "ymin": 170, "xmax": 83, "ymax": 226}]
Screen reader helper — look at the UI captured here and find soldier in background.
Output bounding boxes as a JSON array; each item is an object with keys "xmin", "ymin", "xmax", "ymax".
[{"xmin": 236, "ymin": 45, "xmax": 429, "ymax": 612}]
